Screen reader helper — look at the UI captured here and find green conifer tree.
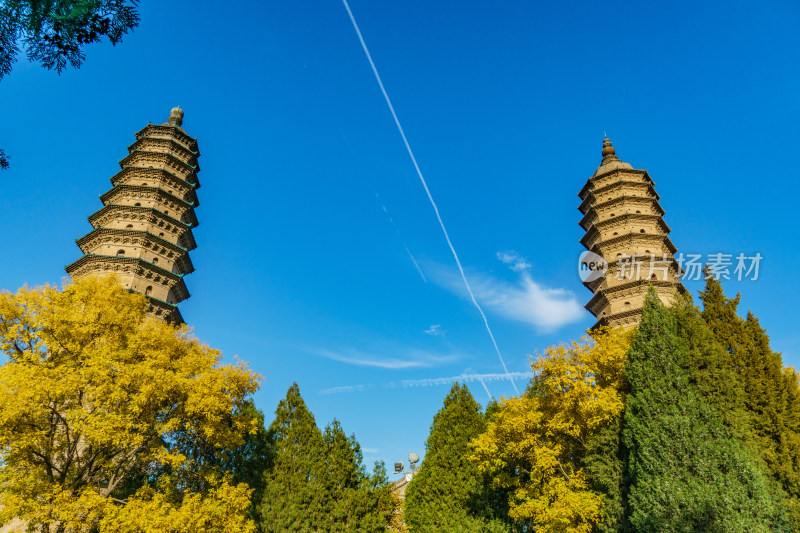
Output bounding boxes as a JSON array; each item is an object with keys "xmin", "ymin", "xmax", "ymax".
[
  {"xmin": 622, "ymin": 289, "xmax": 785, "ymax": 532},
  {"xmin": 258, "ymin": 383, "xmax": 325, "ymax": 532},
  {"xmin": 405, "ymin": 383, "xmax": 510, "ymax": 532},
  {"xmin": 258, "ymin": 384, "xmax": 393, "ymax": 532},
  {"xmin": 319, "ymin": 419, "xmax": 394, "ymax": 531},
  {"xmin": 698, "ymin": 274, "xmax": 745, "ymax": 355},
  {"xmin": 585, "ymin": 414, "xmax": 627, "ymax": 533},
  {"xmin": 670, "ymin": 292, "xmax": 749, "ymax": 433},
  {"xmin": 700, "ymin": 278, "xmax": 800, "ymax": 526}
]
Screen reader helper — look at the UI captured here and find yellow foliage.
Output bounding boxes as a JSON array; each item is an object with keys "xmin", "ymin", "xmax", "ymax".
[
  {"xmin": 99, "ymin": 481, "xmax": 255, "ymax": 532},
  {"xmin": 471, "ymin": 327, "xmax": 632, "ymax": 532},
  {"xmin": 0, "ymin": 275, "xmax": 261, "ymax": 532},
  {"xmin": 386, "ymin": 490, "xmax": 410, "ymax": 532}
]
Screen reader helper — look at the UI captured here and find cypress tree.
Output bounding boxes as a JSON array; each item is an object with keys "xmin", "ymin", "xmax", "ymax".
[
  {"xmin": 319, "ymin": 419, "xmax": 394, "ymax": 531},
  {"xmin": 405, "ymin": 383, "xmax": 509, "ymax": 532},
  {"xmin": 698, "ymin": 274, "xmax": 745, "ymax": 356},
  {"xmin": 622, "ymin": 289, "xmax": 785, "ymax": 532},
  {"xmin": 700, "ymin": 278, "xmax": 800, "ymax": 526},
  {"xmin": 258, "ymin": 383, "xmax": 325, "ymax": 532},
  {"xmin": 585, "ymin": 414, "xmax": 627, "ymax": 533},
  {"xmin": 744, "ymin": 312, "xmax": 800, "ymax": 526},
  {"xmin": 258, "ymin": 384, "xmax": 394, "ymax": 532},
  {"xmin": 699, "ymin": 277, "xmax": 781, "ymax": 418},
  {"xmin": 670, "ymin": 292, "xmax": 749, "ymax": 433},
  {"xmin": 778, "ymin": 363, "xmax": 800, "ymax": 526}
]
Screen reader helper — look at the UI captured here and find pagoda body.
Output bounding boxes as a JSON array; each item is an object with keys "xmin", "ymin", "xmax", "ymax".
[
  {"xmin": 66, "ymin": 108, "xmax": 200, "ymax": 323},
  {"xmin": 578, "ymin": 138, "xmax": 685, "ymax": 329}
]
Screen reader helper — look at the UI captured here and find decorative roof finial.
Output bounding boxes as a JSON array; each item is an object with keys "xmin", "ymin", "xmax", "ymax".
[
  {"xmin": 593, "ymin": 137, "xmax": 632, "ymax": 176},
  {"xmin": 602, "ymin": 137, "xmax": 616, "ymax": 159},
  {"xmin": 168, "ymin": 107, "xmax": 184, "ymax": 127}
]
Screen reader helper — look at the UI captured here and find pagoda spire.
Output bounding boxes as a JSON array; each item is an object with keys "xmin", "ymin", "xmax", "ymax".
[
  {"xmin": 66, "ymin": 108, "xmax": 202, "ymax": 323},
  {"xmin": 592, "ymin": 136, "xmax": 633, "ymax": 177},
  {"xmin": 168, "ymin": 107, "xmax": 184, "ymax": 127},
  {"xmin": 578, "ymin": 138, "xmax": 685, "ymax": 329},
  {"xmin": 601, "ymin": 137, "xmax": 618, "ymax": 162}
]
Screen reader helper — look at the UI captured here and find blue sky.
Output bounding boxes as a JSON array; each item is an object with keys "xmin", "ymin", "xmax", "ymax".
[{"xmin": 2, "ymin": 0, "xmax": 800, "ymax": 472}]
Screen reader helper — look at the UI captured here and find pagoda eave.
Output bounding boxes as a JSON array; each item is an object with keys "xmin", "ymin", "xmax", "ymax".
[
  {"xmin": 134, "ymin": 124, "xmax": 198, "ymax": 151},
  {"xmin": 590, "ymin": 308, "xmax": 644, "ymax": 331},
  {"xmin": 579, "ymin": 196, "xmax": 665, "ymax": 230},
  {"xmin": 76, "ymin": 227, "xmax": 188, "ymax": 253},
  {"xmin": 101, "ymin": 184, "xmax": 196, "ymax": 211},
  {"xmin": 590, "ymin": 233, "xmax": 678, "ymax": 256},
  {"xmin": 578, "ymin": 168, "xmax": 654, "ymax": 200},
  {"xmin": 66, "ymin": 254, "xmax": 186, "ymax": 284},
  {"xmin": 145, "ymin": 295, "xmax": 184, "ymax": 324},
  {"xmin": 88, "ymin": 205, "xmax": 193, "ymax": 233},
  {"xmin": 118, "ymin": 151, "xmax": 201, "ymax": 188},
  {"xmin": 110, "ymin": 167, "xmax": 199, "ymax": 203},
  {"xmin": 578, "ymin": 181, "xmax": 661, "ymax": 214},
  {"xmin": 128, "ymin": 137, "xmax": 199, "ymax": 166}
]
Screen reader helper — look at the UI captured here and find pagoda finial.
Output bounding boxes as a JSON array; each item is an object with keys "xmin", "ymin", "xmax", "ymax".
[
  {"xmin": 168, "ymin": 107, "xmax": 184, "ymax": 127},
  {"xmin": 602, "ymin": 137, "xmax": 617, "ymax": 160},
  {"xmin": 592, "ymin": 137, "xmax": 632, "ymax": 176}
]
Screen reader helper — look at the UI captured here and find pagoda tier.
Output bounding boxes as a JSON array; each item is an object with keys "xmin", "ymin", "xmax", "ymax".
[
  {"xmin": 578, "ymin": 138, "xmax": 685, "ymax": 329},
  {"xmin": 66, "ymin": 107, "xmax": 200, "ymax": 323}
]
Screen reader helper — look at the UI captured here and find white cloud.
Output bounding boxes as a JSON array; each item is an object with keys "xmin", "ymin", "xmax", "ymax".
[
  {"xmin": 319, "ymin": 384, "xmax": 370, "ymax": 395},
  {"xmin": 318, "ymin": 371, "xmax": 534, "ymax": 397},
  {"xmin": 314, "ymin": 347, "xmax": 460, "ymax": 370},
  {"xmin": 496, "ymin": 250, "xmax": 531, "ymax": 272},
  {"xmin": 430, "ymin": 263, "xmax": 585, "ymax": 332},
  {"xmin": 424, "ymin": 324, "xmax": 443, "ymax": 336},
  {"xmin": 399, "ymin": 371, "xmax": 533, "ymax": 388}
]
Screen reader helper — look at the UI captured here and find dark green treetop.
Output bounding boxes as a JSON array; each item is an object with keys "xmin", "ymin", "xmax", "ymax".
[
  {"xmin": 405, "ymin": 383, "xmax": 509, "ymax": 532},
  {"xmin": 319, "ymin": 419, "xmax": 394, "ymax": 531},
  {"xmin": 258, "ymin": 383, "xmax": 325, "ymax": 532},
  {"xmin": 0, "ymin": 1, "xmax": 140, "ymax": 170},
  {"xmin": 258, "ymin": 383, "xmax": 393, "ymax": 532},
  {"xmin": 0, "ymin": 0, "xmax": 140, "ymax": 80},
  {"xmin": 700, "ymin": 277, "xmax": 800, "ymax": 526},
  {"xmin": 623, "ymin": 289, "xmax": 786, "ymax": 532}
]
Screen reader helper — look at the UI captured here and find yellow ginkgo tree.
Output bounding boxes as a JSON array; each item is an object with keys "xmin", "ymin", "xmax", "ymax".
[
  {"xmin": 0, "ymin": 275, "xmax": 261, "ymax": 532},
  {"xmin": 471, "ymin": 327, "xmax": 632, "ymax": 533}
]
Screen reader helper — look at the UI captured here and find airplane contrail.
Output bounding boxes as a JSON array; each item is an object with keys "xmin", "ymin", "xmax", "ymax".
[
  {"xmin": 318, "ymin": 371, "xmax": 531, "ymax": 396},
  {"xmin": 376, "ymin": 196, "xmax": 428, "ymax": 283},
  {"xmin": 340, "ymin": 0, "xmax": 519, "ymax": 394},
  {"xmin": 400, "ymin": 371, "xmax": 532, "ymax": 389},
  {"xmin": 477, "ymin": 378, "xmax": 493, "ymax": 401},
  {"xmin": 403, "ymin": 243, "xmax": 428, "ymax": 283}
]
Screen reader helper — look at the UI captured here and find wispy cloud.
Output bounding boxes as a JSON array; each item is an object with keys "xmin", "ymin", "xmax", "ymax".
[
  {"xmin": 497, "ymin": 250, "xmax": 531, "ymax": 272},
  {"xmin": 319, "ymin": 371, "xmax": 533, "ymax": 396},
  {"xmin": 314, "ymin": 347, "xmax": 461, "ymax": 370},
  {"xmin": 319, "ymin": 384, "xmax": 373, "ymax": 395},
  {"xmin": 429, "ymin": 260, "xmax": 584, "ymax": 332},
  {"xmin": 320, "ymin": 385, "xmax": 367, "ymax": 395},
  {"xmin": 399, "ymin": 371, "xmax": 533, "ymax": 388},
  {"xmin": 424, "ymin": 324, "xmax": 443, "ymax": 336}
]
